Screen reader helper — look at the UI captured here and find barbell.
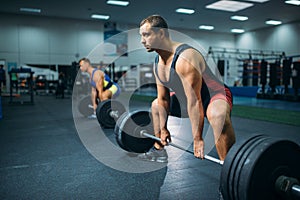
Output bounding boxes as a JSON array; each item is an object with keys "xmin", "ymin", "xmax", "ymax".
[
  {"xmin": 140, "ymin": 130, "xmax": 224, "ymax": 165},
  {"xmin": 114, "ymin": 110, "xmax": 300, "ymax": 200},
  {"xmin": 96, "ymin": 99, "xmax": 126, "ymax": 128},
  {"xmin": 78, "ymin": 95, "xmax": 94, "ymax": 117}
]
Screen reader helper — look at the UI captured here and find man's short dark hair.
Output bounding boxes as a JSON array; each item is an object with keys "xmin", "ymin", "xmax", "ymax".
[
  {"xmin": 140, "ymin": 15, "xmax": 169, "ymax": 37},
  {"xmin": 79, "ymin": 57, "xmax": 90, "ymax": 64}
]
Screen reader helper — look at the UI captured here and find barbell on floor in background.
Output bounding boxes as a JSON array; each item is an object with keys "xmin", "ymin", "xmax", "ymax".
[
  {"xmin": 96, "ymin": 99, "xmax": 126, "ymax": 128},
  {"xmin": 114, "ymin": 110, "xmax": 300, "ymax": 200},
  {"xmin": 78, "ymin": 95, "xmax": 94, "ymax": 117}
]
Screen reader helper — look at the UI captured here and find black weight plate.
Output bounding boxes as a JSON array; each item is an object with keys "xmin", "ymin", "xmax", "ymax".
[
  {"xmin": 227, "ymin": 135, "xmax": 266, "ymax": 200},
  {"xmin": 96, "ymin": 100, "xmax": 112, "ymax": 127},
  {"xmin": 114, "ymin": 112, "xmax": 131, "ymax": 151},
  {"xmin": 220, "ymin": 134, "xmax": 265, "ymax": 200},
  {"xmin": 96, "ymin": 99, "xmax": 126, "ymax": 128},
  {"xmin": 232, "ymin": 136, "xmax": 268, "ymax": 200},
  {"xmin": 78, "ymin": 95, "xmax": 93, "ymax": 116},
  {"xmin": 117, "ymin": 110, "xmax": 155, "ymax": 153},
  {"xmin": 238, "ymin": 137, "xmax": 300, "ymax": 200},
  {"xmin": 108, "ymin": 100, "xmax": 126, "ymax": 128}
]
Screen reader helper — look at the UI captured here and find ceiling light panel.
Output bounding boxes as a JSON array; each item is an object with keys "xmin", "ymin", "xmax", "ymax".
[
  {"xmin": 243, "ymin": 0, "xmax": 269, "ymax": 2},
  {"xmin": 231, "ymin": 15, "xmax": 249, "ymax": 21},
  {"xmin": 20, "ymin": 8, "xmax": 41, "ymax": 13},
  {"xmin": 285, "ymin": 0, "xmax": 300, "ymax": 6},
  {"xmin": 231, "ymin": 28, "xmax": 245, "ymax": 33},
  {"xmin": 206, "ymin": 0, "xmax": 254, "ymax": 12},
  {"xmin": 91, "ymin": 14, "xmax": 110, "ymax": 20},
  {"xmin": 199, "ymin": 25, "xmax": 215, "ymax": 30},
  {"xmin": 265, "ymin": 20, "xmax": 282, "ymax": 25},
  {"xmin": 175, "ymin": 8, "xmax": 195, "ymax": 14},
  {"xmin": 106, "ymin": 0, "xmax": 129, "ymax": 6}
]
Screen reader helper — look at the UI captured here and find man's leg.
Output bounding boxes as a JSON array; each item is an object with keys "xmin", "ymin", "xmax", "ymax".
[
  {"xmin": 206, "ymin": 99, "xmax": 235, "ymax": 161},
  {"xmin": 99, "ymin": 90, "xmax": 112, "ymax": 101},
  {"xmin": 99, "ymin": 84, "xmax": 120, "ymax": 100}
]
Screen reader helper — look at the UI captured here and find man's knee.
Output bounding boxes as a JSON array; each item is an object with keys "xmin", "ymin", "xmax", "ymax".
[
  {"xmin": 207, "ymin": 108, "xmax": 227, "ymax": 123},
  {"xmin": 207, "ymin": 101, "xmax": 233, "ymax": 131}
]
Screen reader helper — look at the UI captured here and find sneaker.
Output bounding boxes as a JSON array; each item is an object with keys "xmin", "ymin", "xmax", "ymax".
[
  {"xmin": 88, "ymin": 113, "xmax": 97, "ymax": 119},
  {"xmin": 138, "ymin": 147, "xmax": 168, "ymax": 163}
]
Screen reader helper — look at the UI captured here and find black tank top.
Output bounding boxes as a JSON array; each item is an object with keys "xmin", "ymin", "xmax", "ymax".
[{"xmin": 154, "ymin": 44, "xmax": 227, "ymax": 112}]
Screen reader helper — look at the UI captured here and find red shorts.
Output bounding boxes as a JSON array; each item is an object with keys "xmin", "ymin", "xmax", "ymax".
[{"xmin": 210, "ymin": 87, "xmax": 233, "ymax": 110}]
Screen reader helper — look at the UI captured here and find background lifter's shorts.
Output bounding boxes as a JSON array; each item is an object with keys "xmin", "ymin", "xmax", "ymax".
[{"xmin": 109, "ymin": 84, "xmax": 121, "ymax": 99}]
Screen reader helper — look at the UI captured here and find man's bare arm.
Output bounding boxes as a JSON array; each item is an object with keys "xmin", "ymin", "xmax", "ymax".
[{"xmin": 177, "ymin": 51, "xmax": 205, "ymax": 158}]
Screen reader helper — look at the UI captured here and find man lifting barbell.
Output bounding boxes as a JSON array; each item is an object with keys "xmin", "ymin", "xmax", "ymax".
[
  {"xmin": 79, "ymin": 58, "xmax": 121, "ymax": 119},
  {"xmin": 138, "ymin": 15, "xmax": 236, "ymax": 162}
]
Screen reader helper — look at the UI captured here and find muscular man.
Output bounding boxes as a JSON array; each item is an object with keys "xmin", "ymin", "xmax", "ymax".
[
  {"xmin": 138, "ymin": 15, "xmax": 235, "ymax": 162},
  {"xmin": 79, "ymin": 58, "xmax": 121, "ymax": 118}
]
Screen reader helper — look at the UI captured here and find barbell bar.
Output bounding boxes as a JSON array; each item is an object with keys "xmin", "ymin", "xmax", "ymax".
[
  {"xmin": 114, "ymin": 110, "xmax": 300, "ymax": 200},
  {"xmin": 140, "ymin": 130, "xmax": 224, "ymax": 165},
  {"xmin": 291, "ymin": 185, "xmax": 300, "ymax": 198},
  {"xmin": 139, "ymin": 130, "xmax": 300, "ymax": 199},
  {"xmin": 275, "ymin": 175, "xmax": 300, "ymax": 199}
]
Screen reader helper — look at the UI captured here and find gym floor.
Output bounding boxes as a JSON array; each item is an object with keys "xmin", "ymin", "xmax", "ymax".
[{"xmin": 0, "ymin": 94, "xmax": 300, "ymax": 200}]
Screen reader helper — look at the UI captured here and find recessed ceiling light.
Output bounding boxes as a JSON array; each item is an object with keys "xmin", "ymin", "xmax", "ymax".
[
  {"xmin": 244, "ymin": 0, "xmax": 269, "ymax": 2},
  {"xmin": 206, "ymin": 0, "xmax": 253, "ymax": 12},
  {"xmin": 231, "ymin": 15, "xmax": 249, "ymax": 21},
  {"xmin": 20, "ymin": 7, "xmax": 41, "ymax": 13},
  {"xmin": 175, "ymin": 8, "xmax": 195, "ymax": 14},
  {"xmin": 199, "ymin": 25, "xmax": 215, "ymax": 30},
  {"xmin": 106, "ymin": 0, "xmax": 129, "ymax": 6},
  {"xmin": 285, "ymin": 0, "xmax": 300, "ymax": 6},
  {"xmin": 265, "ymin": 20, "xmax": 282, "ymax": 25},
  {"xmin": 91, "ymin": 14, "xmax": 110, "ymax": 20},
  {"xmin": 231, "ymin": 28, "xmax": 245, "ymax": 33}
]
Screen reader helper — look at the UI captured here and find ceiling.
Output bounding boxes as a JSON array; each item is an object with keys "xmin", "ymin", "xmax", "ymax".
[{"xmin": 0, "ymin": 0, "xmax": 299, "ymax": 34}]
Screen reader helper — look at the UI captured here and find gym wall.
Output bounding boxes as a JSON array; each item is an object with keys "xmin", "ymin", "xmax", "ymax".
[
  {"xmin": 235, "ymin": 21, "xmax": 300, "ymax": 56},
  {"xmin": 0, "ymin": 13, "xmax": 235, "ymax": 67},
  {"xmin": 0, "ymin": 13, "xmax": 104, "ymax": 65},
  {"xmin": 0, "ymin": 13, "xmax": 299, "ymax": 82}
]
